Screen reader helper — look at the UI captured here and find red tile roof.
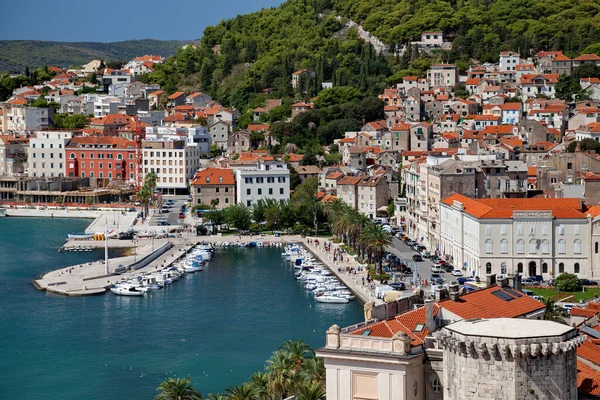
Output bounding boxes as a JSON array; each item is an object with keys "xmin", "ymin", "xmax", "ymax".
[
  {"xmin": 441, "ymin": 193, "xmax": 588, "ymax": 219},
  {"xmin": 528, "ymin": 166, "xmax": 537, "ymax": 177},
  {"xmin": 167, "ymin": 91, "xmax": 186, "ymax": 100},
  {"xmin": 67, "ymin": 136, "xmax": 136, "ymax": 149},
  {"xmin": 247, "ymin": 124, "xmax": 270, "ymax": 132},
  {"xmin": 338, "ymin": 176, "xmax": 362, "ymax": 185},
  {"xmin": 191, "ymin": 168, "xmax": 235, "ymax": 186},
  {"xmin": 579, "ymin": 340, "xmax": 600, "ymax": 366},
  {"xmin": 520, "ymin": 74, "xmax": 560, "ymax": 85},
  {"xmin": 578, "ymin": 360, "xmax": 600, "ymax": 396},
  {"xmin": 575, "ymin": 54, "xmax": 600, "ymax": 62}
]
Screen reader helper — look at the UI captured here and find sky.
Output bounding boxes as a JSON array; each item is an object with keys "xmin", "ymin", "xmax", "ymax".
[{"xmin": 0, "ymin": 0, "xmax": 285, "ymax": 42}]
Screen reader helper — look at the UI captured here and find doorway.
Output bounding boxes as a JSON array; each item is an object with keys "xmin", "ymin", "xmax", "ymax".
[{"xmin": 528, "ymin": 261, "xmax": 537, "ymax": 277}]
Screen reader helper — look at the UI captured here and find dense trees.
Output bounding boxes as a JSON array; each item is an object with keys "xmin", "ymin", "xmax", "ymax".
[{"xmin": 155, "ymin": 377, "xmax": 202, "ymax": 400}]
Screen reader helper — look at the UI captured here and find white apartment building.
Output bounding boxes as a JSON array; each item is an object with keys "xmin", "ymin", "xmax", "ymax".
[
  {"xmin": 145, "ymin": 126, "xmax": 211, "ymax": 154},
  {"xmin": 427, "ymin": 64, "xmax": 458, "ymax": 88},
  {"xmin": 82, "ymin": 94, "xmax": 123, "ymax": 118},
  {"xmin": 28, "ymin": 131, "xmax": 72, "ymax": 177},
  {"xmin": 142, "ymin": 138, "xmax": 201, "ymax": 195},
  {"xmin": 440, "ymin": 194, "xmax": 591, "ymax": 279},
  {"xmin": 499, "ymin": 51, "xmax": 520, "ymax": 71},
  {"xmin": 235, "ymin": 162, "xmax": 290, "ymax": 206},
  {"xmin": 1, "ymin": 105, "xmax": 51, "ymax": 132}
]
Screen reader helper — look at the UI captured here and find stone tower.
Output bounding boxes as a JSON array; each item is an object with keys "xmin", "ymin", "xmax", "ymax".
[{"xmin": 435, "ymin": 318, "xmax": 584, "ymax": 400}]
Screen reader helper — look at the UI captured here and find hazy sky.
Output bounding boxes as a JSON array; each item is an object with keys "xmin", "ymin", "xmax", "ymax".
[{"xmin": 0, "ymin": 0, "xmax": 284, "ymax": 42}]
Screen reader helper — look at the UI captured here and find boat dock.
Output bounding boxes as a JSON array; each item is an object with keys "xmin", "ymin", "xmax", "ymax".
[
  {"xmin": 33, "ymin": 238, "xmax": 195, "ymax": 296},
  {"xmin": 303, "ymin": 238, "xmax": 385, "ymax": 306}
]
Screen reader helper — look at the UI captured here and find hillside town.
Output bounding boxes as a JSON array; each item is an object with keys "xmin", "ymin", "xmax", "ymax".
[{"xmin": 4, "ymin": 36, "xmax": 600, "ymax": 399}]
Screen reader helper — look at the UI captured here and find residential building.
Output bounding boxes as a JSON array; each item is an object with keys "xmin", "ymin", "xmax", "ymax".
[
  {"xmin": 551, "ymin": 53, "xmax": 572, "ymax": 75},
  {"xmin": 291, "ymin": 102, "xmax": 313, "ymax": 118},
  {"xmin": 190, "ymin": 168, "xmax": 235, "ymax": 209},
  {"xmin": 0, "ymin": 135, "xmax": 28, "ymax": 176},
  {"xmin": 142, "ymin": 138, "xmax": 201, "ymax": 194},
  {"xmin": 186, "ymin": 92, "xmax": 212, "ymax": 108},
  {"xmin": 167, "ymin": 92, "xmax": 187, "ymax": 108},
  {"xmin": 28, "ymin": 131, "xmax": 72, "ymax": 177},
  {"xmin": 227, "ymin": 130, "xmax": 252, "ymax": 154},
  {"xmin": 209, "ymin": 120, "xmax": 231, "ymax": 150},
  {"xmin": 1, "ymin": 105, "xmax": 52, "ymax": 132},
  {"xmin": 235, "ymin": 161, "xmax": 290, "ymax": 206},
  {"xmin": 337, "ymin": 176, "xmax": 362, "ymax": 210},
  {"xmin": 66, "ymin": 136, "xmax": 137, "ymax": 182},
  {"xmin": 499, "ymin": 51, "xmax": 520, "ymax": 71},
  {"xmin": 357, "ymin": 175, "xmax": 389, "ymax": 219},
  {"xmin": 295, "ymin": 165, "xmax": 322, "ymax": 183},
  {"xmin": 440, "ymin": 194, "xmax": 590, "ymax": 279},
  {"xmin": 572, "ymin": 54, "xmax": 600, "ymax": 69},
  {"xmin": 520, "ymin": 74, "xmax": 559, "ymax": 100},
  {"xmin": 427, "ymin": 64, "xmax": 458, "ymax": 88},
  {"xmin": 100, "ymin": 69, "xmax": 133, "ymax": 93}
]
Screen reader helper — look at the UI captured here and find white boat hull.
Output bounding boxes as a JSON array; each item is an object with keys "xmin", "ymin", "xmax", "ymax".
[{"xmin": 315, "ymin": 295, "xmax": 349, "ymax": 304}]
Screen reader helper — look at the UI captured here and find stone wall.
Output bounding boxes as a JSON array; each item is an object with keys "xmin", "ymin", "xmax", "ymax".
[{"xmin": 436, "ymin": 328, "xmax": 583, "ymax": 400}]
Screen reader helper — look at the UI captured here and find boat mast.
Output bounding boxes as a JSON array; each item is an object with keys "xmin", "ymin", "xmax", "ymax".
[{"xmin": 105, "ymin": 218, "xmax": 109, "ymax": 274}]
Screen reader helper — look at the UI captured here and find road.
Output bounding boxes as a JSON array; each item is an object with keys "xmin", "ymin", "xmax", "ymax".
[{"xmin": 149, "ymin": 195, "xmax": 189, "ymax": 226}]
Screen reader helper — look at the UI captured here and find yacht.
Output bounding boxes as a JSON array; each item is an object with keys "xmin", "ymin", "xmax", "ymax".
[
  {"xmin": 315, "ymin": 294, "xmax": 349, "ymax": 304},
  {"xmin": 110, "ymin": 284, "xmax": 145, "ymax": 296}
]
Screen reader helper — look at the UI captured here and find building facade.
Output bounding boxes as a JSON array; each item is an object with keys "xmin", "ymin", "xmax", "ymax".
[
  {"xmin": 235, "ymin": 162, "xmax": 290, "ymax": 206},
  {"xmin": 142, "ymin": 138, "xmax": 201, "ymax": 194},
  {"xmin": 190, "ymin": 168, "xmax": 235, "ymax": 209},
  {"xmin": 66, "ymin": 136, "xmax": 137, "ymax": 182},
  {"xmin": 28, "ymin": 131, "xmax": 72, "ymax": 178}
]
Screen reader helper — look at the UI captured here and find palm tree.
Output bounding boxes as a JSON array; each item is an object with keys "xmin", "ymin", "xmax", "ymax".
[
  {"xmin": 295, "ymin": 380, "xmax": 326, "ymax": 400},
  {"xmin": 301, "ymin": 357, "xmax": 325, "ymax": 385},
  {"xmin": 155, "ymin": 377, "xmax": 202, "ymax": 400},
  {"xmin": 543, "ymin": 297, "xmax": 568, "ymax": 323},
  {"xmin": 224, "ymin": 383, "xmax": 258, "ymax": 400},
  {"xmin": 279, "ymin": 340, "xmax": 315, "ymax": 370},
  {"xmin": 266, "ymin": 350, "xmax": 297, "ymax": 399},
  {"xmin": 206, "ymin": 395, "xmax": 229, "ymax": 400},
  {"xmin": 361, "ymin": 223, "xmax": 393, "ymax": 274},
  {"xmin": 249, "ymin": 371, "xmax": 271, "ymax": 400}
]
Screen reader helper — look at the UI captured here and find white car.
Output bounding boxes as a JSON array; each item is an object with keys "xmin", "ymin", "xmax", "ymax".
[
  {"xmin": 451, "ymin": 270, "xmax": 462, "ymax": 277},
  {"xmin": 431, "ymin": 265, "xmax": 443, "ymax": 273}
]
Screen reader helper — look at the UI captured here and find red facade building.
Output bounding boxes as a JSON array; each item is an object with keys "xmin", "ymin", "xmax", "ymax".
[{"xmin": 66, "ymin": 136, "xmax": 137, "ymax": 182}]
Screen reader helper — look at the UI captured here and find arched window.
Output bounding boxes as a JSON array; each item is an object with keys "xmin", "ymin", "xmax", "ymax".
[
  {"xmin": 574, "ymin": 240, "xmax": 581, "ymax": 254},
  {"xmin": 541, "ymin": 240, "xmax": 549, "ymax": 254},
  {"xmin": 529, "ymin": 239, "xmax": 537, "ymax": 254},
  {"xmin": 596, "ymin": 242, "xmax": 598, "ymax": 254},
  {"xmin": 117, "ymin": 153, "xmax": 123, "ymax": 160},
  {"xmin": 558, "ymin": 240, "xmax": 566, "ymax": 254},
  {"xmin": 501, "ymin": 263, "xmax": 507, "ymax": 275},
  {"xmin": 80, "ymin": 153, "xmax": 85, "ymax": 159},
  {"xmin": 432, "ymin": 379, "xmax": 441, "ymax": 394},
  {"xmin": 486, "ymin": 262, "xmax": 492, "ymax": 274},
  {"xmin": 69, "ymin": 153, "xmax": 75, "ymax": 159},
  {"xmin": 575, "ymin": 263, "xmax": 580, "ymax": 274},
  {"xmin": 414, "ymin": 381, "xmax": 418, "ymax": 396},
  {"xmin": 485, "ymin": 239, "xmax": 493, "ymax": 254},
  {"xmin": 500, "ymin": 239, "xmax": 508, "ymax": 254},
  {"xmin": 559, "ymin": 262, "xmax": 565, "ymax": 273},
  {"xmin": 542, "ymin": 263, "xmax": 548, "ymax": 273},
  {"xmin": 518, "ymin": 263, "xmax": 523, "ymax": 273},
  {"xmin": 517, "ymin": 240, "xmax": 525, "ymax": 254}
]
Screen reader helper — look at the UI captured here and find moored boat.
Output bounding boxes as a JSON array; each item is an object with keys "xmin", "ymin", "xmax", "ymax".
[
  {"xmin": 314, "ymin": 294, "xmax": 349, "ymax": 304},
  {"xmin": 67, "ymin": 233, "xmax": 94, "ymax": 240}
]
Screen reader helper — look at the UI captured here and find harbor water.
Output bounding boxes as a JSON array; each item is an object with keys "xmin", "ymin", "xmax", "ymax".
[{"xmin": 0, "ymin": 217, "xmax": 364, "ymax": 399}]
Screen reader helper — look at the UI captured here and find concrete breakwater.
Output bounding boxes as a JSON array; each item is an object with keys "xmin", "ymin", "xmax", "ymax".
[{"xmin": 33, "ymin": 238, "xmax": 194, "ymax": 296}]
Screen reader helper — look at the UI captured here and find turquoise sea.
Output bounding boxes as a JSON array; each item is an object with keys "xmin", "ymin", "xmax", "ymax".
[{"xmin": 0, "ymin": 217, "xmax": 363, "ymax": 399}]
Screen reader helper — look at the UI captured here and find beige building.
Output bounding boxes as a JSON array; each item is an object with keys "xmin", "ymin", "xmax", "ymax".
[
  {"xmin": 28, "ymin": 131, "xmax": 72, "ymax": 178},
  {"xmin": 357, "ymin": 176, "xmax": 389, "ymax": 219},
  {"xmin": 190, "ymin": 168, "xmax": 235, "ymax": 209},
  {"xmin": 295, "ymin": 165, "xmax": 322, "ymax": 183},
  {"xmin": 337, "ymin": 176, "xmax": 362, "ymax": 210},
  {"xmin": 0, "ymin": 135, "xmax": 28, "ymax": 176}
]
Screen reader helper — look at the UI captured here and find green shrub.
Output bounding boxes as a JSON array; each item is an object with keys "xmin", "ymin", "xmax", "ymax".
[
  {"xmin": 249, "ymin": 222, "xmax": 261, "ymax": 231},
  {"xmin": 555, "ymin": 273, "xmax": 582, "ymax": 292}
]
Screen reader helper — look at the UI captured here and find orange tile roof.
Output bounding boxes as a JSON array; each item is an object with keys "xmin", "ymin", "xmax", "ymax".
[
  {"xmin": 287, "ymin": 153, "xmax": 304, "ymax": 162},
  {"xmin": 528, "ymin": 166, "xmax": 537, "ymax": 177},
  {"xmin": 191, "ymin": 168, "xmax": 235, "ymax": 186},
  {"xmin": 442, "ymin": 193, "xmax": 588, "ymax": 219},
  {"xmin": 520, "ymin": 74, "xmax": 560, "ymax": 85},
  {"xmin": 579, "ymin": 340, "xmax": 600, "ymax": 366},
  {"xmin": 90, "ymin": 114, "xmax": 135, "ymax": 126},
  {"xmin": 465, "ymin": 78, "xmax": 481, "ymax": 85},
  {"xmin": 403, "ymin": 76, "xmax": 418, "ymax": 81},
  {"xmin": 481, "ymin": 125, "xmax": 516, "ymax": 135},
  {"xmin": 167, "ymin": 91, "xmax": 185, "ymax": 100},
  {"xmin": 326, "ymin": 172, "xmax": 344, "ymax": 180},
  {"xmin": 247, "ymin": 124, "xmax": 270, "ymax": 131},
  {"xmin": 67, "ymin": 136, "xmax": 136, "ymax": 149},
  {"xmin": 501, "ymin": 103, "xmax": 522, "ymax": 111},
  {"xmin": 575, "ymin": 54, "xmax": 600, "ymax": 62},
  {"xmin": 583, "ymin": 172, "xmax": 600, "ymax": 182},
  {"xmin": 8, "ymin": 98, "xmax": 28, "ymax": 105},
  {"xmin": 572, "ymin": 307, "xmax": 600, "ymax": 318},
  {"xmin": 578, "ymin": 360, "xmax": 600, "ymax": 396},
  {"xmin": 149, "ymin": 90, "xmax": 164, "ymax": 97},
  {"xmin": 499, "ymin": 136, "xmax": 523, "ymax": 148},
  {"xmin": 338, "ymin": 176, "xmax": 362, "ymax": 185}
]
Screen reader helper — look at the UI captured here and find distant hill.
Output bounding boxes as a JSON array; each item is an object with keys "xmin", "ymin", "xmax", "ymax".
[{"xmin": 0, "ymin": 39, "xmax": 193, "ymax": 73}]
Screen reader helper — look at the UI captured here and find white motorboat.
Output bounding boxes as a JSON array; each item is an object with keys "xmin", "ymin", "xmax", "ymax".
[
  {"xmin": 315, "ymin": 294, "xmax": 349, "ymax": 304},
  {"xmin": 110, "ymin": 285, "xmax": 145, "ymax": 296}
]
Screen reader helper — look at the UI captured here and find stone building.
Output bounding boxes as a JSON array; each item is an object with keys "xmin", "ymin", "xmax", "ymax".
[
  {"xmin": 357, "ymin": 176, "xmax": 389, "ymax": 219},
  {"xmin": 227, "ymin": 130, "xmax": 252, "ymax": 155},
  {"xmin": 337, "ymin": 176, "xmax": 362, "ymax": 210},
  {"xmin": 536, "ymin": 152, "xmax": 600, "ymax": 193},
  {"xmin": 190, "ymin": 167, "xmax": 235, "ymax": 209}
]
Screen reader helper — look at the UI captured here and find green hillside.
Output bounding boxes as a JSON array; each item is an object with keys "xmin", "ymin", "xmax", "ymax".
[{"xmin": 0, "ymin": 39, "xmax": 191, "ymax": 72}]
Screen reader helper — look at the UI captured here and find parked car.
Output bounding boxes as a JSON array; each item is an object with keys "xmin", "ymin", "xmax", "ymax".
[
  {"xmin": 580, "ymin": 279, "xmax": 598, "ymax": 286},
  {"xmin": 179, "ymin": 213, "xmax": 185, "ymax": 218},
  {"xmin": 451, "ymin": 270, "xmax": 463, "ymax": 277},
  {"xmin": 389, "ymin": 282, "xmax": 406, "ymax": 291},
  {"xmin": 521, "ymin": 278, "xmax": 539, "ymax": 286},
  {"xmin": 119, "ymin": 232, "xmax": 134, "ymax": 240},
  {"xmin": 443, "ymin": 264, "xmax": 454, "ymax": 273},
  {"xmin": 158, "ymin": 221, "xmax": 170, "ymax": 226},
  {"xmin": 165, "ymin": 200, "xmax": 174, "ymax": 206},
  {"xmin": 531, "ymin": 275, "xmax": 544, "ymax": 282},
  {"xmin": 431, "ymin": 265, "xmax": 443, "ymax": 273},
  {"xmin": 548, "ymin": 278, "xmax": 555, "ymax": 286},
  {"xmin": 421, "ymin": 250, "xmax": 431, "ymax": 258},
  {"xmin": 412, "ymin": 254, "xmax": 423, "ymax": 262}
]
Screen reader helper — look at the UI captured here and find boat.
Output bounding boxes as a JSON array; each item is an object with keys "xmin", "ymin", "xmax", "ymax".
[
  {"xmin": 67, "ymin": 233, "xmax": 94, "ymax": 240},
  {"xmin": 110, "ymin": 285, "xmax": 145, "ymax": 296},
  {"xmin": 0, "ymin": 207, "xmax": 6, "ymax": 217},
  {"xmin": 314, "ymin": 294, "xmax": 349, "ymax": 304}
]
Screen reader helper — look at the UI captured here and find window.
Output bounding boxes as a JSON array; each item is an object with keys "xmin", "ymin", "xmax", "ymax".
[
  {"xmin": 500, "ymin": 225, "xmax": 507, "ymax": 235},
  {"xmin": 517, "ymin": 225, "xmax": 523, "ymax": 236},
  {"xmin": 225, "ymin": 198, "xmax": 229, "ymax": 204},
  {"xmin": 486, "ymin": 225, "xmax": 492, "ymax": 236},
  {"xmin": 517, "ymin": 240, "xmax": 525, "ymax": 254},
  {"xmin": 485, "ymin": 239, "xmax": 493, "ymax": 254},
  {"xmin": 575, "ymin": 263, "xmax": 580, "ymax": 274},
  {"xmin": 596, "ymin": 242, "xmax": 598, "ymax": 254},
  {"xmin": 559, "ymin": 225, "xmax": 564, "ymax": 235},
  {"xmin": 558, "ymin": 239, "xmax": 566, "ymax": 254},
  {"xmin": 500, "ymin": 239, "xmax": 508, "ymax": 254},
  {"xmin": 99, "ymin": 162, "xmax": 103, "ymax": 169},
  {"xmin": 542, "ymin": 263, "xmax": 548, "ymax": 273},
  {"xmin": 247, "ymin": 200, "xmax": 251, "ymax": 206},
  {"xmin": 518, "ymin": 263, "xmax": 523, "ymax": 273},
  {"xmin": 529, "ymin": 225, "xmax": 535, "ymax": 236},
  {"xmin": 280, "ymin": 188, "xmax": 284, "ymax": 195},
  {"xmin": 541, "ymin": 240, "xmax": 549, "ymax": 254},
  {"xmin": 542, "ymin": 224, "xmax": 549, "ymax": 236},
  {"xmin": 574, "ymin": 240, "xmax": 581, "ymax": 254},
  {"xmin": 501, "ymin": 263, "xmax": 507, "ymax": 275},
  {"xmin": 269, "ymin": 188, "xmax": 273, "ymax": 195},
  {"xmin": 574, "ymin": 225, "xmax": 580, "ymax": 235},
  {"xmin": 247, "ymin": 188, "xmax": 251, "ymax": 195},
  {"xmin": 529, "ymin": 240, "xmax": 537, "ymax": 254},
  {"xmin": 258, "ymin": 188, "xmax": 262, "ymax": 195},
  {"xmin": 432, "ymin": 379, "xmax": 440, "ymax": 394},
  {"xmin": 486, "ymin": 263, "xmax": 492, "ymax": 274}
]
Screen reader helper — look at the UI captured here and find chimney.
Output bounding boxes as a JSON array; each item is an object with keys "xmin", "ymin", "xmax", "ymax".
[
  {"xmin": 508, "ymin": 273, "xmax": 522, "ymax": 291},
  {"xmin": 425, "ymin": 298, "xmax": 436, "ymax": 332},
  {"xmin": 486, "ymin": 273, "xmax": 497, "ymax": 287},
  {"xmin": 448, "ymin": 284, "xmax": 460, "ymax": 301},
  {"xmin": 499, "ymin": 276, "xmax": 509, "ymax": 288}
]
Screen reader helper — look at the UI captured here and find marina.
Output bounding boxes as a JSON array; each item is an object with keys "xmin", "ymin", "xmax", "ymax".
[{"xmin": 0, "ymin": 217, "xmax": 364, "ymax": 399}]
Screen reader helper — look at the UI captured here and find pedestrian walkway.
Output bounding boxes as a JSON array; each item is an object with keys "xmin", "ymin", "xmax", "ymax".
[{"xmin": 304, "ymin": 238, "xmax": 384, "ymax": 306}]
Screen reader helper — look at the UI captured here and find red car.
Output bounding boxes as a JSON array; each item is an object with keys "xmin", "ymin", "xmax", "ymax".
[{"xmin": 178, "ymin": 213, "xmax": 185, "ymax": 218}]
